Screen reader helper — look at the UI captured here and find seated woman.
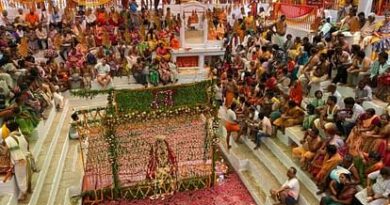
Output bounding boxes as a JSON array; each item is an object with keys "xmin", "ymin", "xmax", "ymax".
[
  {"xmin": 312, "ymin": 144, "xmax": 343, "ymax": 185},
  {"xmin": 318, "ymin": 154, "xmax": 360, "ymax": 195},
  {"xmin": 359, "ymin": 151, "xmax": 385, "ymax": 177},
  {"xmin": 289, "ymin": 80, "xmax": 303, "ymax": 106},
  {"xmin": 364, "ymin": 123, "xmax": 390, "ymax": 167},
  {"xmin": 302, "ymin": 104, "xmax": 318, "ymax": 131},
  {"xmin": 371, "ymin": 11, "xmax": 390, "ymax": 59},
  {"xmin": 346, "ymin": 108, "xmax": 381, "ymax": 156},
  {"xmin": 169, "ymin": 33, "xmax": 180, "ymax": 50},
  {"xmin": 158, "ymin": 59, "xmax": 171, "ymax": 85},
  {"xmin": 66, "ymin": 48, "xmax": 84, "ymax": 69},
  {"xmin": 156, "ymin": 43, "xmax": 171, "ymax": 62},
  {"xmin": 273, "ymin": 100, "xmax": 305, "ymax": 134},
  {"xmin": 310, "ymin": 90, "xmax": 326, "ymax": 110},
  {"xmin": 310, "ymin": 123, "xmax": 345, "ymax": 182},
  {"xmin": 320, "ymin": 173, "xmax": 357, "ymax": 205},
  {"xmin": 292, "ymin": 128, "xmax": 322, "ymax": 169},
  {"xmin": 287, "ymin": 37, "xmax": 302, "ymax": 60}
]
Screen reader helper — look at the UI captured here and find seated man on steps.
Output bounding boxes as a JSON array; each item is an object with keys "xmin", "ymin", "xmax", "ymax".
[
  {"xmin": 253, "ymin": 112, "xmax": 272, "ymax": 150},
  {"xmin": 94, "ymin": 59, "xmax": 112, "ymax": 89},
  {"xmin": 270, "ymin": 167, "xmax": 300, "ymax": 205}
]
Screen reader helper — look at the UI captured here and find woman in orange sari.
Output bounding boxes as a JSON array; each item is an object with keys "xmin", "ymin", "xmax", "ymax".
[
  {"xmin": 313, "ymin": 144, "xmax": 343, "ymax": 184},
  {"xmin": 169, "ymin": 33, "xmax": 180, "ymax": 50},
  {"xmin": 346, "ymin": 108, "xmax": 381, "ymax": 156}
]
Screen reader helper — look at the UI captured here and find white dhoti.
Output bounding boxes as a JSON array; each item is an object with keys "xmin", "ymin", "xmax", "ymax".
[
  {"xmin": 272, "ymin": 34, "xmax": 285, "ymax": 48},
  {"xmin": 355, "ymin": 188, "xmax": 387, "ymax": 205},
  {"xmin": 14, "ymin": 160, "xmax": 28, "ymax": 197},
  {"xmin": 53, "ymin": 92, "xmax": 64, "ymax": 109}
]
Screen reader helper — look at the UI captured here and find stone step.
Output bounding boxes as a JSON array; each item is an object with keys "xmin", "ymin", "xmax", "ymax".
[
  {"xmin": 24, "ymin": 100, "xmax": 70, "ymax": 205},
  {"xmin": 219, "ymin": 141, "xmax": 279, "ymax": 205},
  {"xmin": 36, "ymin": 106, "xmax": 72, "ymax": 205},
  {"xmin": 277, "ymin": 126, "xmax": 305, "ymax": 147},
  {"xmin": 260, "ymin": 137, "xmax": 324, "ymax": 200},
  {"xmin": 55, "ymin": 141, "xmax": 83, "ymax": 205},
  {"xmin": 0, "ymin": 194, "xmax": 15, "ymax": 205},
  {"xmin": 240, "ymin": 138, "xmax": 320, "ymax": 205}
]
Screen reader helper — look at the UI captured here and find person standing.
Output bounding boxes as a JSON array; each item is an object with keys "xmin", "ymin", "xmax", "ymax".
[
  {"xmin": 270, "ymin": 167, "xmax": 300, "ymax": 205},
  {"xmin": 271, "ymin": 15, "xmax": 287, "ymax": 48},
  {"xmin": 4, "ymin": 122, "xmax": 28, "ymax": 201},
  {"xmin": 225, "ymin": 103, "xmax": 240, "ymax": 150}
]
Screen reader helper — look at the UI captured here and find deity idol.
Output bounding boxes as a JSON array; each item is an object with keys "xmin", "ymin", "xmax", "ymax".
[{"xmin": 146, "ymin": 135, "xmax": 178, "ymax": 199}]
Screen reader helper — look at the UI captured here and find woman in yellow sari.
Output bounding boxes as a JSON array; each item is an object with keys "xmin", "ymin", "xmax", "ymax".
[
  {"xmin": 346, "ymin": 108, "xmax": 381, "ymax": 156},
  {"xmin": 288, "ymin": 37, "xmax": 302, "ymax": 60},
  {"xmin": 273, "ymin": 100, "xmax": 305, "ymax": 131}
]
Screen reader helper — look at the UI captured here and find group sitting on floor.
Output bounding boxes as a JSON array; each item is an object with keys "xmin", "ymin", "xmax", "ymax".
[
  {"xmin": 0, "ymin": 0, "xmax": 389, "ymax": 204},
  {"xmin": 215, "ymin": 3, "xmax": 390, "ymax": 205}
]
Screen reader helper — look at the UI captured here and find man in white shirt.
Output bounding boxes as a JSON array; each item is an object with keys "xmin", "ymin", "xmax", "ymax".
[
  {"xmin": 271, "ymin": 167, "xmax": 300, "ymax": 205},
  {"xmin": 336, "ymin": 97, "xmax": 365, "ymax": 137},
  {"xmin": 85, "ymin": 8, "xmax": 96, "ymax": 27},
  {"xmin": 254, "ymin": 112, "xmax": 272, "ymax": 150},
  {"xmin": 35, "ymin": 24, "xmax": 48, "ymax": 49},
  {"xmin": 94, "ymin": 59, "xmax": 112, "ymax": 88},
  {"xmin": 365, "ymin": 167, "xmax": 390, "ymax": 205},
  {"xmin": 355, "ymin": 80, "xmax": 373, "ymax": 104},
  {"xmin": 327, "ymin": 84, "xmax": 344, "ymax": 109}
]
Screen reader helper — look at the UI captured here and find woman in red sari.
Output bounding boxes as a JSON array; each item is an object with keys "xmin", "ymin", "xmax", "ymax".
[
  {"xmin": 346, "ymin": 109, "xmax": 381, "ymax": 156},
  {"xmin": 289, "ymin": 80, "xmax": 303, "ymax": 106},
  {"xmin": 366, "ymin": 120, "xmax": 390, "ymax": 166}
]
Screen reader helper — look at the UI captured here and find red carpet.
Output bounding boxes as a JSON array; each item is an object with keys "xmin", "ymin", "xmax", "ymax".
[{"xmin": 97, "ymin": 173, "xmax": 255, "ymax": 205}]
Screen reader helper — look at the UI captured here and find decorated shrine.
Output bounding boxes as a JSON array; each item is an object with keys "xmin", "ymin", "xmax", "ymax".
[{"xmin": 71, "ymin": 80, "xmax": 221, "ymax": 204}]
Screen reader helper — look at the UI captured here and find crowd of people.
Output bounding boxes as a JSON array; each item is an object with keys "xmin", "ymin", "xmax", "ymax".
[
  {"xmin": 0, "ymin": 0, "xmax": 388, "ymax": 204},
  {"xmin": 215, "ymin": 2, "xmax": 390, "ymax": 205}
]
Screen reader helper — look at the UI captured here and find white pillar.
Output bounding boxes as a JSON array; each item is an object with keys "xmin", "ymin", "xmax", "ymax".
[
  {"xmin": 358, "ymin": 0, "xmax": 373, "ymax": 15},
  {"xmin": 203, "ymin": 17, "xmax": 208, "ymax": 47},
  {"xmin": 199, "ymin": 54, "xmax": 204, "ymax": 69},
  {"xmin": 180, "ymin": 7, "xmax": 186, "ymax": 48}
]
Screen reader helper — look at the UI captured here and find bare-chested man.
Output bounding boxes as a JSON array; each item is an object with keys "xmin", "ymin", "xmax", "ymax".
[{"xmin": 271, "ymin": 15, "xmax": 287, "ymax": 48}]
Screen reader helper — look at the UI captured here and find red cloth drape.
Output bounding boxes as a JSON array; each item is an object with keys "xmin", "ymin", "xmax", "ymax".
[
  {"xmin": 276, "ymin": 3, "xmax": 316, "ymax": 18},
  {"xmin": 176, "ymin": 56, "xmax": 199, "ymax": 67}
]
